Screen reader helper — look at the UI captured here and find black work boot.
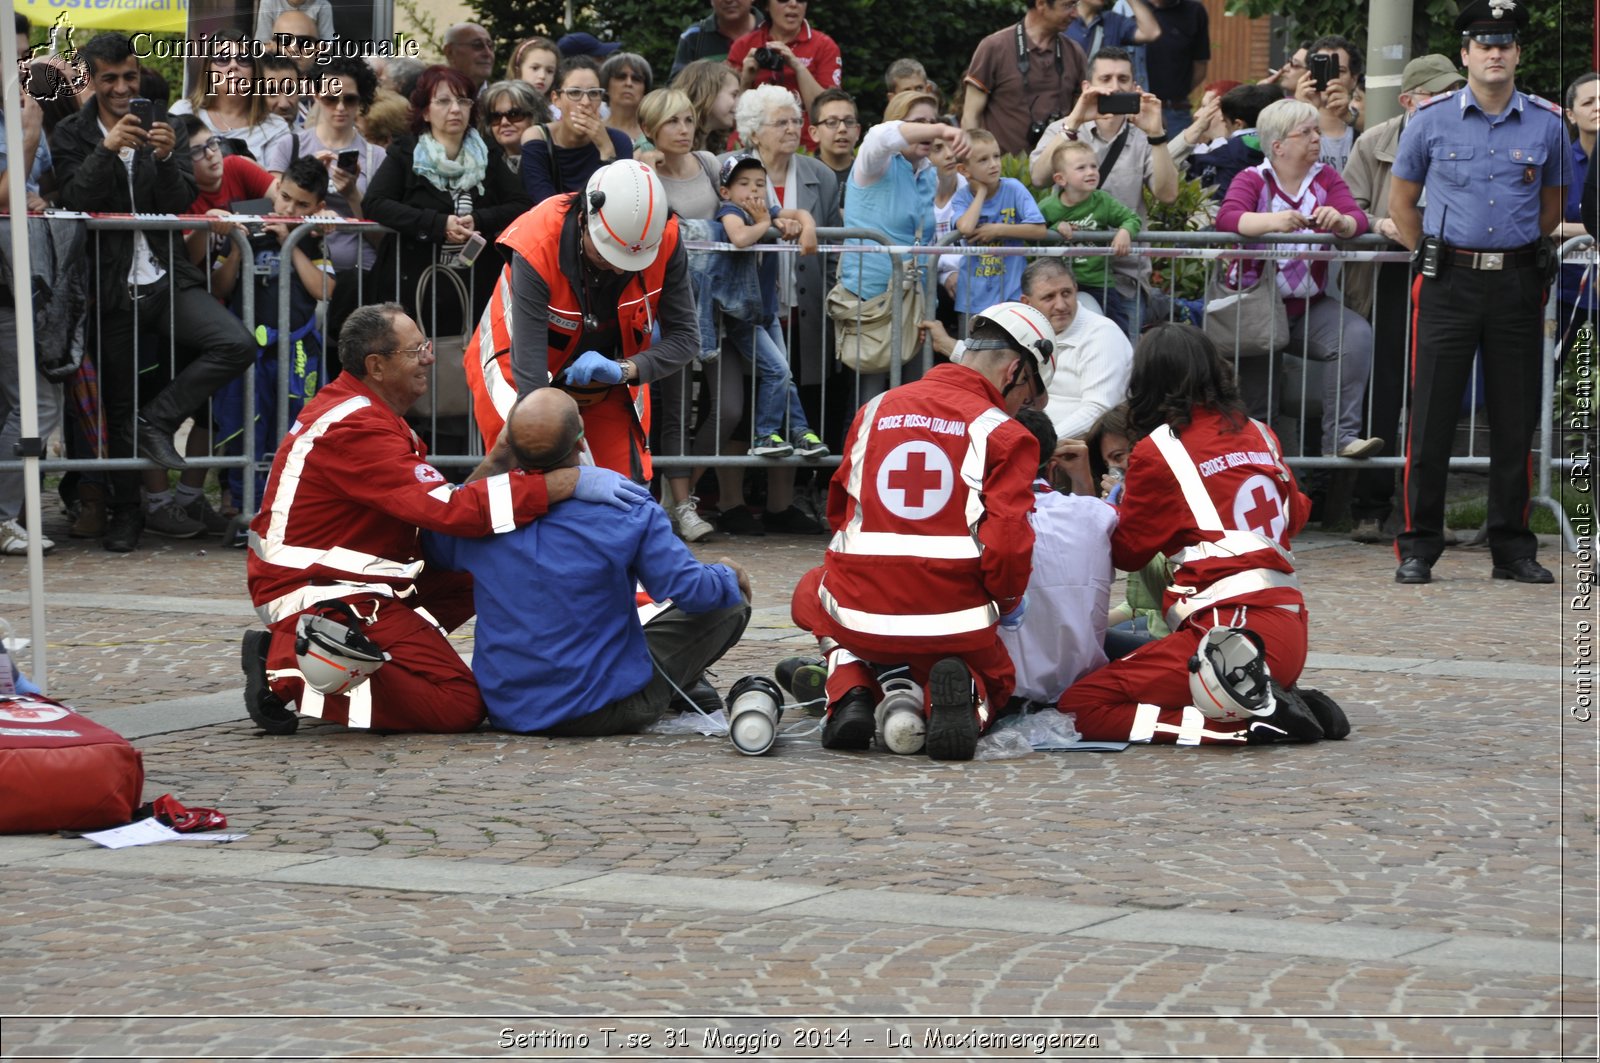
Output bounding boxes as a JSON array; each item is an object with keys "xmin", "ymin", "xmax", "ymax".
[
  {"xmin": 924, "ymin": 657, "xmax": 978, "ymax": 761},
  {"xmin": 821, "ymin": 686, "xmax": 875, "ymax": 750}
]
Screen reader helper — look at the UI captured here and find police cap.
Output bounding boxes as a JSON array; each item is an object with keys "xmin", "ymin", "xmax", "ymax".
[{"xmin": 1456, "ymin": 0, "xmax": 1528, "ymax": 44}]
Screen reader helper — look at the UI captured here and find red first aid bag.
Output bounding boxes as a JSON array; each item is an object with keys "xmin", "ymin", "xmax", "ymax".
[{"xmin": 0, "ymin": 694, "xmax": 144, "ymax": 833}]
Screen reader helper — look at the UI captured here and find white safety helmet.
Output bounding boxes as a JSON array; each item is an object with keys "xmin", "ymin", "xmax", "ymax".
[
  {"xmin": 966, "ymin": 301, "xmax": 1057, "ymax": 391},
  {"xmin": 294, "ymin": 602, "xmax": 390, "ymax": 696},
  {"xmin": 584, "ymin": 159, "xmax": 669, "ymax": 272},
  {"xmin": 1187, "ymin": 626, "xmax": 1276, "ymax": 723}
]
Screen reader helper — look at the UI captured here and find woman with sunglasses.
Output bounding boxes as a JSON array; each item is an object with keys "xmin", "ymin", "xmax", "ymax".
[
  {"xmin": 169, "ymin": 34, "xmax": 291, "ymax": 165},
  {"xmin": 479, "ymin": 79, "xmax": 550, "ymax": 174},
  {"xmin": 264, "ymin": 58, "xmax": 384, "ymax": 271},
  {"xmin": 520, "ymin": 56, "xmax": 633, "ymax": 205},
  {"xmin": 600, "ymin": 52, "xmax": 653, "ymax": 152}
]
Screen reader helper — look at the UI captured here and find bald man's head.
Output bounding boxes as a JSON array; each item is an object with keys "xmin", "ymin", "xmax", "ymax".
[{"xmin": 507, "ymin": 389, "xmax": 585, "ymax": 471}]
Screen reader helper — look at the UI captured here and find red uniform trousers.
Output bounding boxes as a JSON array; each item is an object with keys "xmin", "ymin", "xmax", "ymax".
[
  {"xmin": 790, "ymin": 566, "xmax": 1018, "ymax": 719},
  {"xmin": 1060, "ymin": 603, "xmax": 1308, "ymax": 745},
  {"xmin": 265, "ymin": 570, "xmax": 484, "ymax": 733}
]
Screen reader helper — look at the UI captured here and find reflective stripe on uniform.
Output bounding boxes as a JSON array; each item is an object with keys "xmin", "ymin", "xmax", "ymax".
[
  {"xmin": 1165, "ymin": 569, "xmax": 1302, "ymax": 631},
  {"xmin": 486, "ymin": 472, "xmax": 515, "ymax": 533},
  {"xmin": 1129, "ymin": 702, "xmax": 1161, "ymax": 742},
  {"xmin": 254, "ymin": 395, "xmax": 428, "ymax": 584},
  {"xmin": 830, "ymin": 393, "xmax": 888, "ymax": 554},
  {"xmin": 961, "ymin": 408, "xmax": 1007, "ymax": 530},
  {"xmin": 255, "ymin": 581, "xmax": 412, "ymax": 626},
  {"xmin": 1170, "ymin": 530, "xmax": 1294, "ymax": 569},
  {"xmin": 819, "ymin": 581, "xmax": 998, "ymax": 638},
  {"xmin": 832, "ymin": 530, "xmax": 982, "ymax": 559},
  {"xmin": 1150, "ymin": 425, "xmax": 1224, "ymax": 530},
  {"xmin": 346, "ymin": 682, "xmax": 373, "ymax": 729},
  {"xmin": 477, "ymin": 273, "xmax": 520, "ymax": 424}
]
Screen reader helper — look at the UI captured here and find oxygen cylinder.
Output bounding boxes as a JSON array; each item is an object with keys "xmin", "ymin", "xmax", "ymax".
[{"xmin": 726, "ymin": 674, "xmax": 785, "ymax": 756}]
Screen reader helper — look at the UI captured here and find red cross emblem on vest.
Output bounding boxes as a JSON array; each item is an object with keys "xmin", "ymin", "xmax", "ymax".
[
  {"xmin": 1232, "ymin": 474, "xmax": 1285, "ymax": 540},
  {"xmin": 875, "ymin": 440, "xmax": 955, "ymax": 521}
]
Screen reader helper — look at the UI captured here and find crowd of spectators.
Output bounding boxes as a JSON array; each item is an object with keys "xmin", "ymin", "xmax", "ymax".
[{"xmin": 0, "ymin": 1, "xmax": 1594, "ymax": 559}]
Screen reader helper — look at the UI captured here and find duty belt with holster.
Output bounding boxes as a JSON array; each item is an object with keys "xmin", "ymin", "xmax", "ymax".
[{"xmin": 1417, "ymin": 237, "xmax": 1556, "ymax": 284}]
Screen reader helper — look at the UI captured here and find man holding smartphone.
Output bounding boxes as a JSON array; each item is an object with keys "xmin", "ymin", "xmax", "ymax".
[
  {"xmin": 1293, "ymin": 34, "xmax": 1361, "ymax": 173},
  {"xmin": 1026, "ymin": 47, "xmax": 1177, "ymax": 339},
  {"xmin": 50, "ymin": 32, "xmax": 256, "ymax": 552}
]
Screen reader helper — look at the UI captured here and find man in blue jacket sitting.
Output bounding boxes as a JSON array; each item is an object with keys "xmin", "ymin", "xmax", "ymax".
[{"xmin": 426, "ymin": 389, "xmax": 752, "ymax": 735}]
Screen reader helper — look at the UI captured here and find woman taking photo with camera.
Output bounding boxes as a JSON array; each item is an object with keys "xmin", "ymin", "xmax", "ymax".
[{"xmin": 726, "ymin": 0, "xmax": 840, "ymax": 150}]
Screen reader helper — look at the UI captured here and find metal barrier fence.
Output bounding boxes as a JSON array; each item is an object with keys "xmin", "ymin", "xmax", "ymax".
[{"xmin": 3, "ymin": 212, "xmax": 1593, "ymax": 688}]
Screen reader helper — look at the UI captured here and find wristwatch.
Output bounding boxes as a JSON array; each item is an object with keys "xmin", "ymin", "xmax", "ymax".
[{"xmin": 618, "ymin": 359, "xmax": 635, "ymax": 383}]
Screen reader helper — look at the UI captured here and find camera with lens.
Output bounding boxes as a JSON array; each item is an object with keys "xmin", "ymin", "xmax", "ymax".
[
  {"xmin": 1027, "ymin": 113, "xmax": 1063, "ymax": 142},
  {"xmin": 1308, "ymin": 52, "xmax": 1339, "ymax": 93},
  {"xmin": 753, "ymin": 46, "xmax": 786, "ymax": 71}
]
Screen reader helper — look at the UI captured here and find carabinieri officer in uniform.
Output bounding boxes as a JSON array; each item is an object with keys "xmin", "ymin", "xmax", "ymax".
[{"xmin": 1388, "ymin": 0, "xmax": 1566, "ymax": 586}]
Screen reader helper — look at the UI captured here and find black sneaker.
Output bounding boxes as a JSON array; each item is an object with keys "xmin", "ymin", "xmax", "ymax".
[
  {"xmin": 667, "ymin": 676, "xmax": 724, "ymax": 716},
  {"xmin": 924, "ymin": 657, "xmax": 977, "ymax": 761},
  {"xmin": 820, "ymin": 687, "xmax": 875, "ymax": 750},
  {"xmin": 717, "ymin": 505, "xmax": 766, "ymax": 536},
  {"xmin": 242, "ymin": 629, "xmax": 299, "ymax": 735},
  {"xmin": 775, "ymin": 655, "xmax": 827, "ymax": 716},
  {"xmin": 102, "ymin": 504, "xmax": 143, "ymax": 554},
  {"xmin": 1246, "ymin": 681, "xmax": 1324, "ymax": 745},
  {"xmin": 762, "ymin": 506, "xmax": 824, "ymax": 534},
  {"xmin": 1295, "ymin": 685, "xmax": 1351, "ymax": 740},
  {"xmin": 182, "ymin": 495, "xmax": 233, "ymax": 535}
]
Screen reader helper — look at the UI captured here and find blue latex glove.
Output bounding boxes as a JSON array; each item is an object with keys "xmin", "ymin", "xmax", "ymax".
[
  {"xmin": 573, "ymin": 465, "xmax": 652, "ymax": 510},
  {"xmin": 562, "ymin": 350, "xmax": 625, "ymax": 387},
  {"xmin": 998, "ymin": 595, "xmax": 1027, "ymax": 630}
]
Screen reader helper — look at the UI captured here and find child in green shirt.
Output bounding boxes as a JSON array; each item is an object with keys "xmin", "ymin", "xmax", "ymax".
[{"xmin": 1038, "ymin": 139, "xmax": 1141, "ymax": 304}]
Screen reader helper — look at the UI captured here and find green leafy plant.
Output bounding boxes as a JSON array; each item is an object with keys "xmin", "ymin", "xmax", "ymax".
[{"xmin": 1143, "ymin": 176, "xmax": 1215, "ymax": 303}]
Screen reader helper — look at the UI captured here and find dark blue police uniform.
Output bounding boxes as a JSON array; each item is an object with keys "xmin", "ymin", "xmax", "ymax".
[{"xmin": 1389, "ymin": 0, "xmax": 1567, "ymax": 584}]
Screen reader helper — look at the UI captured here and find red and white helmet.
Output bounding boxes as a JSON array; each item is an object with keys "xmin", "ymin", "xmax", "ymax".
[
  {"xmin": 585, "ymin": 159, "xmax": 668, "ymax": 272},
  {"xmin": 968, "ymin": 301, "xmax": 1056, "ymax": 390},
  {"xmin": 1187, "ymin": 626, "xmax": 1275, "ymax": 722}
]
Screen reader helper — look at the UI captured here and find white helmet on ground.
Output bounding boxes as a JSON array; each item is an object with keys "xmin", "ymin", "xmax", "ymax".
[
  {"xmin": 584, "ymin": 159, "xmax": 669, "ymax": 272},
  {"xmin": 967, "ymin": 301, "xmax": 1057, "ymax": 390},
  {"xmin": 294, "ymin": 601, "xmax": 390, "ymax": 696},
  {"xmin": 1187, "ymin": 626, "xmax": 1275, "ymax": 723}
]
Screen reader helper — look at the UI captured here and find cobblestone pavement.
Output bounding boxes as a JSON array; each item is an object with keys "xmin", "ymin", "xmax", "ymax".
[{"xmin": 0, "ymin": 497, "xmax": 1594, "ymax": 1059}]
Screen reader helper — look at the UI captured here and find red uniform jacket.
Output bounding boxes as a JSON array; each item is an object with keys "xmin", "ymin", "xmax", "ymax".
[
  {"xmin": 247, "ymin": 372, "xmax": 552, "ymax": 624},
  {"xmin": 1114, "ymin": 408, "xmax": 1309, "ymax": 629},
  {"xmin": 816, "ymin": 363, "xmax": 1037, "ymax": 659}
]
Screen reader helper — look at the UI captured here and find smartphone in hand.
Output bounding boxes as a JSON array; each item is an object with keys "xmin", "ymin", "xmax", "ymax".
[
  {"xmin": 129, "ymin": 96, "xmax": 154, "ymax": 130},
  {"xmin": 1097, "ymin": 92, "xmax": 1141, "ymax": 116},
  {"xmin": 456, "ymin": 231, "xmax": 488, "ymax": 267},
  {"xmin": 336, "ymin": 149, "xmax": 360, "ymax": 174}
]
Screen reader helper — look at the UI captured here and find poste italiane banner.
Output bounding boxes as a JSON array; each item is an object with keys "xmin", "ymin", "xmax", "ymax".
[{"xmin": 17, "ymin": 0, "xmax": 188, "ymax": 37}]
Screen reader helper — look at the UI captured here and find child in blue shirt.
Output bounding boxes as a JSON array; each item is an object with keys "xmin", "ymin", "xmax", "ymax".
[
  {"xmin": 715, "ymin": 153, "xmax": 828, "ymax": 459},
  {"xmin": 950, "ymin": 129, "xmax": 1049, "ymax": 315}
]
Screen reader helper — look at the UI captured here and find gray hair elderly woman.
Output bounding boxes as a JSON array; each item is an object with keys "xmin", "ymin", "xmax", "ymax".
[
  {"xmin": 480, "ymin": 79, "xmax": 551, "ymax": 173},
  {"xmin": 1216, "ymin": 96, "xmax": 1379, "ymax": 460},
  {"xmin": 695, "ymin": 84, "xmax": 840, "ymax": 535}
]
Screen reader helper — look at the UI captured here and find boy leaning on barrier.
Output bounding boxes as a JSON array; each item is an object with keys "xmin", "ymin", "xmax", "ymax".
[
  {"xmin": 206, "ymin": 156, "xmax": 338, "ymax": 519},
  {"xmin": 1041, "ymin": 139, "xmax": 1141, "ymax": 324},
  {"xmin": 714, "ymin": 152, "xmax": 829, "ymax": 460},
  {"xmin": 950, "ymin": 129, "xmax": 1049, "ymax": 315}
]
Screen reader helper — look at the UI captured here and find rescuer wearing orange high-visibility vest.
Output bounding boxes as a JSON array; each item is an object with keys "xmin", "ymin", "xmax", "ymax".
[{"xmin": 465, "ymin": 160, "xmax": 700, "ymax": 480}]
